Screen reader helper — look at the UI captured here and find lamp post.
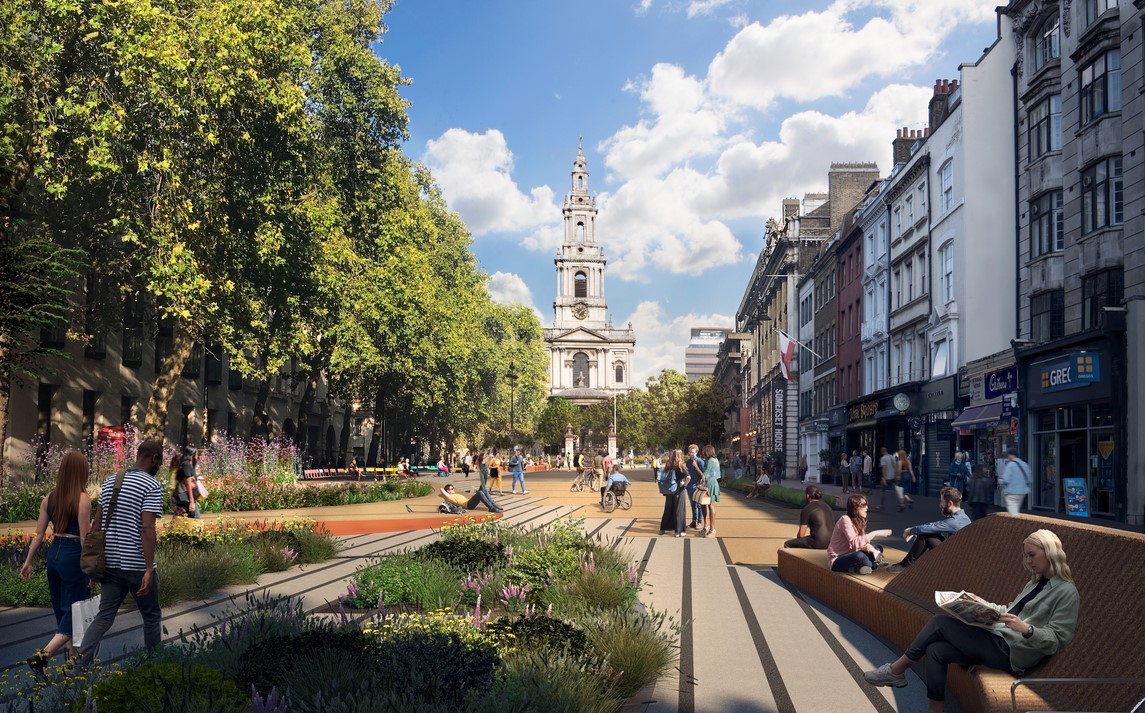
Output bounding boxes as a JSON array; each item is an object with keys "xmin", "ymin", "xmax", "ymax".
[{"xmin": 507, "ymin": 361, "xmax": 518, "ymax": 445}]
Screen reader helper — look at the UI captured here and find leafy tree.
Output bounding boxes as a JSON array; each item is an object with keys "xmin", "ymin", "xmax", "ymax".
[{"xmin": 535, "ymin": 398, "xmax": 580, "ymax": 449}]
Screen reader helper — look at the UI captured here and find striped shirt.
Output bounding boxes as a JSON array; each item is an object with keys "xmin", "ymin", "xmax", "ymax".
[{"xmin": 99, "ymin": 469, "xmax": 164, "ymax": 571}]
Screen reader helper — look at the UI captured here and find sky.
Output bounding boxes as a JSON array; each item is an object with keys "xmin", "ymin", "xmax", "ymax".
[{"xmin": 377, "ymin": 0, "xmax": 1000, "ymax": 385}]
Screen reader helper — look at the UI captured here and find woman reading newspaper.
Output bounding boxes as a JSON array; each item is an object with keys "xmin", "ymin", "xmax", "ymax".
[{"xmin": 863, "ymin": 529, "xmax": 1079, "ymax": 713}]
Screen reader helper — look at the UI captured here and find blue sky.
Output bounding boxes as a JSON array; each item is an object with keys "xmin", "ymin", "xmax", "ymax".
[{"xmin": 378, "ymin": 0, "xmax": 999, "ymax": 383}]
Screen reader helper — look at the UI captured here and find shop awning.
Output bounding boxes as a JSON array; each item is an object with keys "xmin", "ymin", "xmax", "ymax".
[
  {"xmin": 846, "ymin": 418, "xmax": 878, "ymax": 430},
  {"xmin": 951, "ymin": 402, "xmax": 1004, "ymax": 428}
]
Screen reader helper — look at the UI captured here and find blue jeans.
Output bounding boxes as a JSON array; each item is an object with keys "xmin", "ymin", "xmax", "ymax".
[
  {"xmin": 77, "ymin": 567, "xmax": 162, "ymax": 666},
  {"xmin": 511, "ymin": 471, "xmax": 525, "ymax": 492},
  {"xmin": 687, "ymin": 483, "xmax": 703, "ymax": 523},
  {"xmin": 46, "ymin": 538, "xmax": 89, "ymax": 636},
  {"xmin": 831, "ymin": 545, "xmax": 883, "ymax": 573}
]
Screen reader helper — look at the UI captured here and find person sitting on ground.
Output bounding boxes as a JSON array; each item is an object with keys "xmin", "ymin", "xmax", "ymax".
[
  {"xmin": 600, "ymin": 464, "xmax": 631, "ymax": 506},
  {"xmin": 783, "ymin": 485, "xmax": 835, "ymax": 549},
  {"xmin": 439, "ymin": 483, "xmax": 502, "ymax": 513},
  {"xmin": 885, "ymin": 487, "xmax": 971, "ymax": 573},
  {"xmin": 827, "ymin": 494, "xmax": 892, "ymax": 575},
  {"xmin": 348, "ymin": 457, "xmax": 360, "ymax": 481},
  {"xmin": 864, "ymin": 529, "xmax": 1080, "ymax": 713},
  {"xmin": 436, "ymin": 456, "xmax": 450, "ymax": 477}
]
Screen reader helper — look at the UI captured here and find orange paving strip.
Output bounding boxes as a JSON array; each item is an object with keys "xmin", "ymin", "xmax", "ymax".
[{"xmin": 316, "ymin": 513, "xmax": 501, "ymax": 535}]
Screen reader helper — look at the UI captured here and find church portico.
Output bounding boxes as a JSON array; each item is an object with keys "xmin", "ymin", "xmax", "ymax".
[{"xmin": 544, "ymin": 142, "xmax": 635, "ymax": 406}]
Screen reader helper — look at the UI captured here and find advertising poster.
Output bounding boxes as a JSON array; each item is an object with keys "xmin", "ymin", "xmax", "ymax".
[{"xmin": 1063, "ymin": 477, "xmax": 1088, "ymax": 517}]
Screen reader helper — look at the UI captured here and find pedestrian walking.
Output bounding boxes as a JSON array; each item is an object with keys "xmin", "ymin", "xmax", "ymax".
[
  {"xmin": 20, "ymin": 451, "xmax": 92, "ymax": 674},
  {"xmin": 76, "ymin": 440, "xmax": 166, "ymax": 667},
  {"xmin": 509, "ymin": 446, "xmax": 528, "ymax": 494},
  {"xmin": 848, "ymin": 449, "xmax": 863, "ymax": 493},
  {"xmin": 877, "ymin": 447, "xmax": 896, "ymax": 510},
  {"xmin": 685, "ymin": 444, "xmax": 706, "ymax": 530},
  {"xmin": 699, "ymin": 446, "xmax": 721, "ymax": 537},
  {"xmin": 862, "ymin": 449, "xmax": 873, "ymax": 491},
  {"xmin": 896, "ymin": 449, "xmax": 915, "ymax": 510},
  {"xmin": 1000, "ymin": 449, "xmax": 1032, "ymax": 514},
  {"xmin": 487, "ymin": 450, "xmax": 503, "ymax": 495},
  {"xmin": 947, "ymin": 451, "xmax": 971, "ymax": 497},
  {"xmin": 965, "ymin": 465, "xmax": 994, "ymax": 521}
]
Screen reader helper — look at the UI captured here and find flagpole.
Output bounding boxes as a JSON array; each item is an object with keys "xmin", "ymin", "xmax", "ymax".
[{"xmin": 773, "ymin": 326, "xmax": 823, "ymax": 361}]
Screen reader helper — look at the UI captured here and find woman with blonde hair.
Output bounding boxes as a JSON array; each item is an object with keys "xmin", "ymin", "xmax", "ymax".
[
  {"xmin": 895, "ymin": 449, "xmax": 915, "ymax": 511},
  {"xmin": 865, "ymin": 529, "xmax": 1080, "ymax": 713},
  {"xmin": 20, "ymin": 450, "xmax": 92, "ymax": 674}
]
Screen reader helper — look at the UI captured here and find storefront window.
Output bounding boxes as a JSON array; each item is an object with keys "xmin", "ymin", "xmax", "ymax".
[
  {"xmin": 1036, "ymin": 433, "xmax": 1058, "ymax": 509},
  {"xmin": 1030, "ymin": 403, "xmax": 1115, "ymax": 517},
  {"xmin": 1089, "ymin": 431, "xmax": 1115, "ymax": 515}
]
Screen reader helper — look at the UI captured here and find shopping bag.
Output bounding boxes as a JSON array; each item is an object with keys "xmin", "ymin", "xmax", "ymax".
[{"xmin": 71, "ymin": 594, "xmax": 101, "ymax": 648}]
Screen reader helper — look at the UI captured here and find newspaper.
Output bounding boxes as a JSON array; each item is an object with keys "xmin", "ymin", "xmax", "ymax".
[{"xmin": 934, "ymin": 590, "xmax": 1003, "ymax": 629}]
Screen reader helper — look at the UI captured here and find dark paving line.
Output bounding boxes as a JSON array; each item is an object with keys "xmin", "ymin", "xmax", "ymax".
[
  {"xmin": 586, "ymin": 519, "xmax": 611, "ymax": 539},
  {"xmin": 618, "ymin": 517, "xmax": 637, "ymax": 538},
  {"xmin": 774, "ymin": 574, "xmax": 898, "ymax": 713},
  {"xmin": 679, "ymin": 538, "xmax": 695, "ymax": 713},
  {"xmin": 635, "ymin": 538, "xmax": 655, "ymax": 585},
  {"xmin": 715, "ymin": 538, "xmax": 796, "ymax": 713}
]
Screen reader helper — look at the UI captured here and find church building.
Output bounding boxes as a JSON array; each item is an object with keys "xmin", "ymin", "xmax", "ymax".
[{"xmin": 544, "ymin": 144, "xmax": 635, "ymax": 407}]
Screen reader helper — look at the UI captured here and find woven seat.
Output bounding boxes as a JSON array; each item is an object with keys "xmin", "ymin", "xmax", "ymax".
[{"xmin": 779, "ymin": 513, "xmax": 1145, "ymax": 713}]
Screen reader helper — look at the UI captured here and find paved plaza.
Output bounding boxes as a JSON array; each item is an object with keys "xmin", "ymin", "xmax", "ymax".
[{"xmin": 1, "ymin": 468, "xmax": 983, "ymax": 712}]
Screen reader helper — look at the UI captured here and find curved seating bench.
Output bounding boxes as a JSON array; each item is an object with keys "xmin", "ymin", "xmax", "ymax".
[{"xmin": 777, "ymin": 513, "xmax": 1145, "ymax": 713}]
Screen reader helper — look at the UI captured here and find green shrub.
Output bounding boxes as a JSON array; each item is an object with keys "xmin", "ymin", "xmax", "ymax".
[
  {"xmin": 90, "ymin": 662, "xmax": 247, "ymax": 713},
  {"xmin": 581, "ymin": 607, "xmax": 679, "ymax": 699},
  {"xmin": 156, "ymin": 542, "xmax": 259, "ymax": 607},
  {"xmin": 507, "ymin": 545, "xmax": 580, "ymax": 591},
  {"xmin": 348, "ymin": 554, "xmax": 420, "ymax": 607},
  {"xmin": 486, "ymin": 614, "xmax": 588, "ymax": 655},
  {"xmin": 238, "ymin": 628, "xmax": 382, "ymax": 699},
  {"xmin": 0, "ymin": 482, "xmax": 52, "ymax": 523},
  {"xmin": 369, "ymin": 619, "xmax": 499, "ymax": 706},
  {"xmin": 417, "ymin": 537, "xmax": 506, "ymax": 573},
  {"xmin": 0, "ymin": 563, "xmax": 51, "ymax": 607},
  {"xmin": 408, "ymin": 560, "xmax": 462, "ymax": 610},
  {"xmin": 566, "ymin": 569, "xmax": 638, "ymax": 612},
  {"xmin": 471, "ymin": 650, "xmax": 623, "ymax": 713}
]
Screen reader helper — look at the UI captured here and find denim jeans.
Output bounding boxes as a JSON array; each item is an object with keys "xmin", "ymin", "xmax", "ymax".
[
  {"xmin": 46, "ymin": 538, "xmax": 89, "ymax": 636},
  {"xmin": 830, "ymin": 544, "xmax": 883, "ymax": 573},
  {"xmin": 511, "ymin": 471, "xmax": 526, "ymax": 492},
  {"xmin": 77, "ymin": 567, "xmax": 162, "ymax": 666}
]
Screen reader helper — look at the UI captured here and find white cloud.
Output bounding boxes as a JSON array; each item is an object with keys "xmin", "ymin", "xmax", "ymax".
[
  {"xmin": 624, "ymin": 301, "xmax": 734, "ymax": 385},
  {"xmin": 707, "ymin": 0, "xmax": 996, "ymax": 110},
  {"xmin": 687, "ymin": 0, "xmax": 735, "ymax": 18},
  {"xmin": 486, "ymin": 272, "xmax": 546, "ymax": 325},
  {"xmin": 423, "ymin": 128, "xmax": 558, "ymax": 236}
]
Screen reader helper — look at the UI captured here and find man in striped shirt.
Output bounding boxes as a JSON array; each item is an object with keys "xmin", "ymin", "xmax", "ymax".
[{"xmin": 77, "ymin": 440, "xmax": 166, "ymax": 666}]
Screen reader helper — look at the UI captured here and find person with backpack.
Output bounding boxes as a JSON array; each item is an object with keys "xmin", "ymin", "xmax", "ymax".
[
  {"xmin": 439, "ymin": 484, "xmax": 502, "ymax": 514},
  {"xmin": 1000, "ymin": 449, "xmax": 1032, "ymax": 514},
  {"xmin": 948, "ymin": 452, "xmax": 971, "ymax": 497},
  {"xmin": 657, "ymin": 449, "xmax": 689, "ymax": 537}
]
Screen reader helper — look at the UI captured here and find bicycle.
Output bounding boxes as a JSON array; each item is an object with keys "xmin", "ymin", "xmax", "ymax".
[{"xmin": 570, "ymin": 469, "xmax": 595, "ymax": 492}]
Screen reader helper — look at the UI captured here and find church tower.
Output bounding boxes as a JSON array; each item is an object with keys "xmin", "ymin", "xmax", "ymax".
[{"xmin": 544, "ymin": 141, "xmax": 635, "ymax": 406}]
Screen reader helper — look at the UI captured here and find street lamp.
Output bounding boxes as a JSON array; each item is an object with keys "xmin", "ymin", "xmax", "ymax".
[{"xmin": 507, "ymin": 361, "xmax": 518, "ymax": 444}]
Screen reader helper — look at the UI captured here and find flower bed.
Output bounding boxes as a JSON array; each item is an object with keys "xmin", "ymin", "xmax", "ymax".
[
  {"xmin": 0, "ymin": 517, "xmax": 339, "ymax": 609},
  {"xmin": 0, "ymin": 518, "xmax": 679, "ymax": 712}
]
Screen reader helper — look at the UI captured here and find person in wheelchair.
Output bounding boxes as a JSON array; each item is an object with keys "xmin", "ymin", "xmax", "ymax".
[{"xmin": 601, "ymin": 465, "xmax": 631, "ymax": 507}]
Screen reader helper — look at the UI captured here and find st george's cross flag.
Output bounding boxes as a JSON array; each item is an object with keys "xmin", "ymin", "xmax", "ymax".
[{"xmin": 777, "ymin": 330, "xmax": 796, "ymax": 381}]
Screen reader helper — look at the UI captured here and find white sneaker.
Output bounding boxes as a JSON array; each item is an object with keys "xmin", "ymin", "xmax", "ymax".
[
  {"xmin": 863, "ymin": 663, "xmax": 908, "ymax": 688},
  {"xmin": 522, "ymin": 490, "xmax": 529, "ymax": 494}
]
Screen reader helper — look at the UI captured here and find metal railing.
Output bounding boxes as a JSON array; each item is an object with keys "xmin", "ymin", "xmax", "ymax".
[{"xmin": 1010, "ymin": 677, "xmax": 1145, "ymax": 713}]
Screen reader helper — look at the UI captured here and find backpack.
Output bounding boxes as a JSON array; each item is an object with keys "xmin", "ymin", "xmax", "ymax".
[
  {"xmin": 656, "ymin": 469, "xmax": 678, "ymax": 496},
  {"xmin": 439, "ymin": 502, "xmax": 465, "ymax": 515}
]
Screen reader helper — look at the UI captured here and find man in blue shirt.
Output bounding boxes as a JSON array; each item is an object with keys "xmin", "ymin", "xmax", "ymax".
[
  {"xmin": 886, "ymin": 487, "xmax": 971, "ymax": 573},
  {"xmin": 509, "ymin": 446, "xmax": 528, "ymax": 494},
  {"xmin": 600, "ymin": 466, "xmax": 631, "ymax": 506}
]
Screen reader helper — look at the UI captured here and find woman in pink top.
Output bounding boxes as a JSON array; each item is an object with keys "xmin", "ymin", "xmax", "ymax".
[{"xmin": 828, "ymin": 494, "xmax": 892, "ymax": 574}]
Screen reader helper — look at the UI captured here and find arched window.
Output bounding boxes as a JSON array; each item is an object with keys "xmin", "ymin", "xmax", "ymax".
[
  {"xmin": 1033, "ymin": 14, "xmax": 1059, "ymax": 72},
  {"xmin": 614, "ymin": 363, "xmax": 624, "ymax": 384},
  {"xmin": 574, "ymin": 272, "xmax": 587, "ymax": 298},
  {"xmin": 572, "ymin": 353, "xmax": 589, "ymax": 388},
  {"xmin": 577, "ymin": 176, "xmax": 584, "ymax": 189},
  {"xmin": 576, "ymin": 221, "xmax": 585, "ymax": 242}
]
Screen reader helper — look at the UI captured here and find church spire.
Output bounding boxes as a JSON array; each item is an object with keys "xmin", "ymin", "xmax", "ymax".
[{"xmin": 571, "ymin": 139, "xmax": 589, "ymax": 195}]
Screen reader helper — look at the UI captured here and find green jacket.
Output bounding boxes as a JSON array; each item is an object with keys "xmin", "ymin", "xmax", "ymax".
[
  {"xmin": 478, "ymin": 463, "xmax": 489, "ymax": 491},
  {"xmin": 987, "ymin": 575, "xmax": 1079, "ymax": 673}
]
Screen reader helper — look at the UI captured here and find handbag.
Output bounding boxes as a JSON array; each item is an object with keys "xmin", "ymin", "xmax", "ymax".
[
  {"xmin": 71, "ymin": 594, "xmax": 101, "ymax": 648},
  {"xmin": 195, "ymin": 481, "xmax": 209, "ymax": 500},
  {"xmin": 80, "ymin": 470, "xmax": 126, "ymax": 581}
]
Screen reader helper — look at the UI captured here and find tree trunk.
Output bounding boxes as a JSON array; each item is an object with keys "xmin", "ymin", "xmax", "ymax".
[
  {"xmin": 367, "ymin": 384, "xmax": 384, "ymax": 467},
  {"xmin": 249, "ymin": 378, "xmax": 270, "ymax": 440},
  {"xmin": 295, "ymin": 372, "xmax": 317, "ymax": 450},
  {"xmin": 144, "ymin": 324, "xmax": 196, "ymax": 442},
  {"xmin": 0, "ymin": 360, "xmax": 10, "ymax": 486},
  {"xmin": 338, "ymin": 404, "xmax": 351, "ymax": 466}
]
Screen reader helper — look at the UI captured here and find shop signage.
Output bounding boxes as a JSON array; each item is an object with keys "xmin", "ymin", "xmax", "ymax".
[
  {"xmin": 814, "ymin": 420, "xmax": 830, "ymax": 433},
  {"xmin": 1063, "ymin": 477, "xmax": 1088, "ymax": 517},
  {"xmin": 921, "ymin": 376, "xmax": 957, "ymax": 412},
  {"xmin": 773, "ymin": 387, "xmax": 785, "ymax": 450},
  {"xmin": 849, "ymin": 400, "xmax": 879, "ymax": 422},
  {"xmin": 984, "ymin": 366, "xmax": 1018, "ymax": 400},
  {"xmin": 1039, "ymin": 353, "xmax": 1101, "ymax": 394}
]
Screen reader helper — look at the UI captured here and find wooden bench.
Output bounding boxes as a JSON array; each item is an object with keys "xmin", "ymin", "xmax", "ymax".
[{"xmin": 778, "ymin": 513, "xmax": 1145, "ymax": 713}]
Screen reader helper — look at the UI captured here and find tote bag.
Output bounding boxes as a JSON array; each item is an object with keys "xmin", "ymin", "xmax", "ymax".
[{"xmin": 71, "ymin": 595, "xmax": 101, "ymax": 648}]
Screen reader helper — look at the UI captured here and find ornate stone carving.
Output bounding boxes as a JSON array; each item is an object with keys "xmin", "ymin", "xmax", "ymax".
[
  {"xmin": 1062, "ymin": 0, "xmax": 1071, "ymax": 37},
  {"xmin": 1012, "ymin": 0, "xmax": 1049, "ymax": 80}
]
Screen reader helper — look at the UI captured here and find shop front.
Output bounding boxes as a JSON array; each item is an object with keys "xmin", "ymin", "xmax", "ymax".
[
  {"xmin": 846, "ymin": 383, "xmax": 925, "ymax": 480},
  {"xmin": 919, "ymin": 375, "xmax": 959, "ymax": 495},
  {"xmin": 953, "ymin": 363, "xmax": 1019, "ymax": 492},
  {"xmin": 1023, "ymin": 350, "xmax": 1121, "ymax": 520}
]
